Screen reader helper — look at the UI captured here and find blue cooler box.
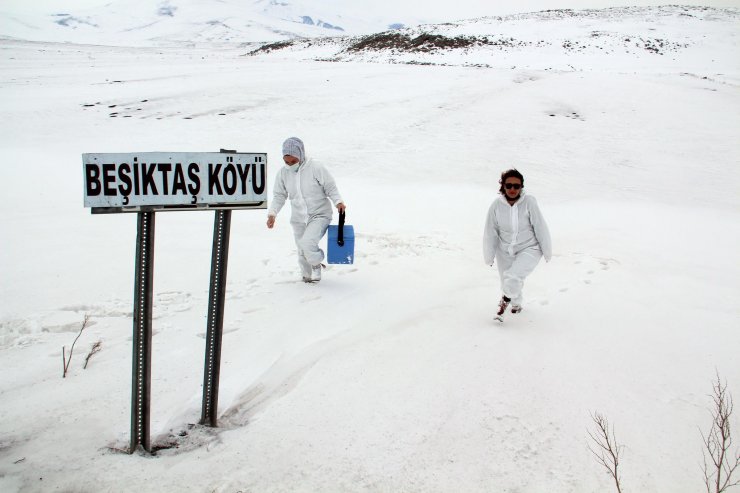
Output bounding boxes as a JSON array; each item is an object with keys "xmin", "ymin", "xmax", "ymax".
[{"xmin": 327, "ymin": 212, "xmax": 354, "ymax": 264}]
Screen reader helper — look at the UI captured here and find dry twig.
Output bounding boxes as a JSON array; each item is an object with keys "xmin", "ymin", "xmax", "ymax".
[
  {"xmin": 62, "ymin": 314, "xmax": 89, "ymax": 378},
  {"xmin": 701, "ymin": 373, "xmax": 740, "ymax": 493},
  {"xmin": 83, "ymin": 340, "xmax": 102, "ymax": 369},
  {"xmin": 588, "ymin": 411, "xmax": 624, "ymax": 493}
]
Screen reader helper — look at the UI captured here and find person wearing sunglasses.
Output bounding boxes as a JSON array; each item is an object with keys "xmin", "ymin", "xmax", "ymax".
[
  {"xmin": 483, "ymin": 169, "xmax": 552, "ymax": 321},
  {"xmin": 267, "ymin": 137, "xmax": 346, "ymax": 283}
]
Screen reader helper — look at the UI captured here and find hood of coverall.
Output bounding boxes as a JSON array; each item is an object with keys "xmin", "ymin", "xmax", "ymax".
[{"xmin": 282, "ymin": 137, "xmax": 306, "ymax": 171}]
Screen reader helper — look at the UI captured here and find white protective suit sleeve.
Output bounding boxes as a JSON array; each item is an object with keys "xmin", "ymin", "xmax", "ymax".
[
  {"xmin": 483, "ymin": 203, "xmax": 500, "ymax": 265},
  {"xmin": 267, "ymin": 171, "xmax": 288, "ymax": 217},
  {"xmin": 313, "ymin": 164, "xmax": 343, "ymax": 206},
  {"xmin": 528, "ymin": 197, "xmax": 552, "ymax": 262}
]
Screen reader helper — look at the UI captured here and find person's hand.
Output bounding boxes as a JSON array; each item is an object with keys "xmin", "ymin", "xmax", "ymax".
[
  {"xmin": 266, "ymin": 216, "xmax": 276, "ymax": 229},
  {"xmin": 337, "ymin": 202, "xmax": 346, "ymax": 213}
]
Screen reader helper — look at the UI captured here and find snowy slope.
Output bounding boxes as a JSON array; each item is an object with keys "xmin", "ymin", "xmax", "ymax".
[
  {"xmin": 249, "ymin": 5, "xmax": 740, "ymax": 73},
  {"xmin": 1, "ymin": 5, "xmax": 739, "ymax": 493}
]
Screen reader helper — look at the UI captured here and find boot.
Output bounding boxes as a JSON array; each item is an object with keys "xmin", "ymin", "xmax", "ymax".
[
  {"xmin": 309, "ymin": 263, "xmax": 323, "ymax": 282},
  {"xmin": 496, "ymin": 296, "xmax": 511, "ymax": 318}
]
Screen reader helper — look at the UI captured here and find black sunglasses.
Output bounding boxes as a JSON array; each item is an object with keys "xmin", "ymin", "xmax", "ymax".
[{"xmin": 504, "ymin": 183, "xmax": 522, "ymax": 190}]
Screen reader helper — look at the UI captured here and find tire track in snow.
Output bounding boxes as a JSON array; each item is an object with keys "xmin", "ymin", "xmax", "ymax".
[{"xmin": 218, "ymin": 306, "xmax": 450, "ymax": 429}]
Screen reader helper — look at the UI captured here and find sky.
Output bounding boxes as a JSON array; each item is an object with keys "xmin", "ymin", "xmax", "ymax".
[
  {"xmin": 342, "ymin": 0, "xmax": 740, "ymax": 19},
  {"xmin": 3, "ymin": 0, "xmax": 740, "ymax": 20}
]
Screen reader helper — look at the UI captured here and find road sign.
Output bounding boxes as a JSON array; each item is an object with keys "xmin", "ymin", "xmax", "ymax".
[
  {"xmin": 83, "ymin": 152, "xmax": 267, "ymax": 213},
  {"xmin": 84, "ymin": 149, "xmax": 266, "ymax": 453}
]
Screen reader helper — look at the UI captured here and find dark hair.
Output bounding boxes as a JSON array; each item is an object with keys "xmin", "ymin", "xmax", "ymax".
[{"xmin": 499, "ymin": 169, "xmax": 524, "ymax": 195}]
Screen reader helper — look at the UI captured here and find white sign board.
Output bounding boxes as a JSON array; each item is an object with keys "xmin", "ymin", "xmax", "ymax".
[{"xmin": 83, "ymin": 152, "xmax": 267, "ymax": 212}]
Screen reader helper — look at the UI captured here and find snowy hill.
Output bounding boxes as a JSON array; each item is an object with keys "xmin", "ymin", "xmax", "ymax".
[
  {"xmin": 248, "ymin": 5, "xmax": 740, "ymax": 72},
  {"xmin": 0, "ymin": 0, "xmax": 410, "ymax": 45},
  {"xmin": 1, "ymin": 4, "xmax": 739, "ymax": 493}
]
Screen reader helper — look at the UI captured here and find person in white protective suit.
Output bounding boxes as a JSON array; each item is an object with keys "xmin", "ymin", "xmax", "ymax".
[
  {"xmin": 266, "ymin": 137, "xmax": 346, "ymax": 283},
  {"xmin": 483, "ymin": 169, "xmax": 552, "ymax": 320}
]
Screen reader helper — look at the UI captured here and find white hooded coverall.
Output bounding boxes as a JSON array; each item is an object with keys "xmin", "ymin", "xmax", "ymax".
[
  {"xmin": 268, "ymin": 156, "xmax": 343, "ymax": 277},
  {"xmin": 483, "ymin": 192, "xmax": 552, "ymax": 306}
]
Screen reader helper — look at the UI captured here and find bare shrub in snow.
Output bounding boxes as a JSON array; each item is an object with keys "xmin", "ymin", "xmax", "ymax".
[
  {"xmin": 701, "ymin": 374, "xmax": 740, "ymax": 493},
  {"xmin": 83, "ymin": 340, "xmax": 102, "ymax": 369},
  {"xmin": 588, "ymin": 412, "xmax": 624, "ymax": 493},
  {"xmin": 62, "ymin": 314, "xmax": 89, "ymax": 378}
]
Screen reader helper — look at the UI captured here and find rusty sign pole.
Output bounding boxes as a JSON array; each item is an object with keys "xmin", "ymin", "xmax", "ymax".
[
  {"xmin": 200, "ymin": 209, "xmax": 231, "ymax": 427},
  {"xmin": 200, "ymin": 150, "xmax": 235, "ymax": 427},
  {"xmin": 130, "ymin": 211, "xmax": 155, "ymax": 453}
]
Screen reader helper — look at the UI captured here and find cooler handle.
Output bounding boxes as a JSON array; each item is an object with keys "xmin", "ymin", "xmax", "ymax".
[{"xmin": 337, "ymin": 210, "xmax": 345, "ymax": 247}]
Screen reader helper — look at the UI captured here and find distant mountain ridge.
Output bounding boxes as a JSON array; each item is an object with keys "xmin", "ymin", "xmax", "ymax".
[
  {"xmin": 0, "ymin": 0, "xmax": 408, "ymax": 46},
  {"xmin": 1, "ymin": 0, "xmax": 738, "ymax": 76}
]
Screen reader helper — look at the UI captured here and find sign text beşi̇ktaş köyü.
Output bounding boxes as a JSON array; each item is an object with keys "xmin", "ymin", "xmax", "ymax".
[{"xmin": 83, "ymin": 152, "xmax": 267, "ymax": 210}]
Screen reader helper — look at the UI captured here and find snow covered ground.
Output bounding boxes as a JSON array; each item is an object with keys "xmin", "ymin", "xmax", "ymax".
[{"xmin": 1, "ymin": 6, "xmax": 740, "ymax": 492}]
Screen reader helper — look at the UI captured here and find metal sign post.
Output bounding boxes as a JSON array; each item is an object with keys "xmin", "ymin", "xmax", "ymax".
[
  {"xmin": 83, "ymin": 150, "xmax": 267, "ymax": 454},
  {"xmin": 200, "ymin": 209, "xmax": 231, "ymax": 427},
  {"xmin": 130, "ymin": 211, "xmax": 155, "ymax": 453}
]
